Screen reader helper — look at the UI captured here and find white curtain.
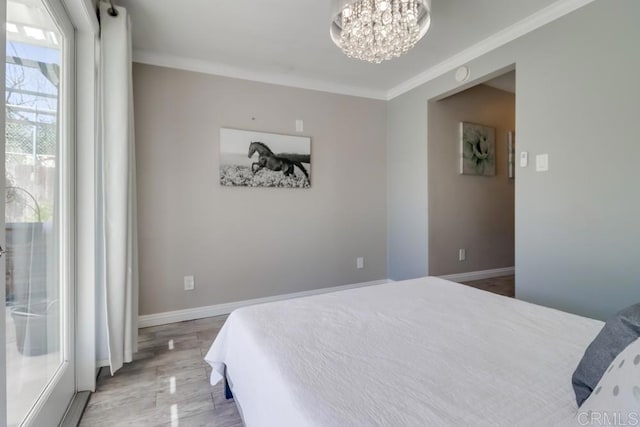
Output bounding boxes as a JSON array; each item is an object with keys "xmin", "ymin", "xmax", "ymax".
[{"xmin": 98, "ymin": 2, "xmax": 138, "ymax": 374}]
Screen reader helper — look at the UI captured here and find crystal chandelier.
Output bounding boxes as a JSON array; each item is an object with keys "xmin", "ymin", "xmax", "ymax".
[{"xmin": 330, "ymin": 0, "xmax": 431, "ymax": 63}]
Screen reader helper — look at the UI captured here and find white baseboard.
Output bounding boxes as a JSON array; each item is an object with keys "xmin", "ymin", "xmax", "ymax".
[
  {"xmin": 138, "ymin": 279, "xmax": 391, "ymax": 329},
  {"xmin": 438, "ymin": 267, "xmax": 515, "ymax": 283}
]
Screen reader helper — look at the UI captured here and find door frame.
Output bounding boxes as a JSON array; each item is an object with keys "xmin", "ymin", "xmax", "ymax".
[
  {"xmin": 1, "ymin": 0, "xmax": 7, "ymax": 422},
  {"xmin": 63, "ymin": 0, "xmax": 99, "ymax": 394},
  {"xmin": 19, "ymin": 0, "xmax": 77, "ymax": 424}
]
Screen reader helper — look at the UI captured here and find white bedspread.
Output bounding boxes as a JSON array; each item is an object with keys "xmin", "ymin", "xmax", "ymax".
[{"xmin": 204, "ymin": 277, "xmax": 603, "ymax": 426}]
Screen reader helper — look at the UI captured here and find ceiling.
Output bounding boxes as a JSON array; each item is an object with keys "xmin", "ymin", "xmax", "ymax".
[
  {"xmin": 119, "ymin": 0, "xmax": 580, "ymax": 99},
  {"xmin": 484, "ymin": 71, "xmax": 516, "ymax": 93}
]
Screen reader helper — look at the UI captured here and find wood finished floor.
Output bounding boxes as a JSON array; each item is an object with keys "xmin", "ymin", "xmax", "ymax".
[
  {"xmin": 80, "ymin": 275, "xmax": 514, "ymax": 426},
  {"xmin": 462, "ymin": 275, "xmax": 515, "ymax": 298},
  {"xmin": 80, "ymin": 315, "xmax": 242, "ymax": 427}
]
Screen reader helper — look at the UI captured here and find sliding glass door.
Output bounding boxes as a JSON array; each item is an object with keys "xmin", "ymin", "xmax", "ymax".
[{"xmin": 4, "ymin": 0, "xmax": 75, "ymax": 424}]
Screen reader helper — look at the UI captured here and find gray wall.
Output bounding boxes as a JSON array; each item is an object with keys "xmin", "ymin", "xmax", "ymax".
[
  {"xmin": 428, "ymin": 85, "xmax": 515, "ymax": 276},
  {"xmin": 387, "ymin": 0, "xmax": 640, "ymax": 320},
  {"xmin": 134, "ymin": 64, "xmax": 387, "ymax": 316}
]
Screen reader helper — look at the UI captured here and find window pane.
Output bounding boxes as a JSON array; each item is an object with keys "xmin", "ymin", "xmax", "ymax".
[{"xmin": 5, "ymin": 0, "xmax": 63, "ymax": 424}]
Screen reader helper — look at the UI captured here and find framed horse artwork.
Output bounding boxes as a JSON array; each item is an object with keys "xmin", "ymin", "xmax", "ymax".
[{"xmin": 219, "ymin": 128, "xmax": 311, "ymax": 188}]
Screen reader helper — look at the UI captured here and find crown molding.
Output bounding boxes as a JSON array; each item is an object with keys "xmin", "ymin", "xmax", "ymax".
[
  {"xmin": 133, "ymin": 0, "xmax": 595, "ymax": 102},
  {"xmin": 386, "ymin": 0, "xmax": 597, "ymax": 99},
  {"xmin": 133, "ymin": 49, "xmax": 388, "ymax": 101}
]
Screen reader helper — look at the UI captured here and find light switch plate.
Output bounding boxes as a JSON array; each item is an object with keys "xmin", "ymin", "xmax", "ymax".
[
  {"xmin": 536, "ymin": 154, "xmax": 549, "ymax": 172},
  {"xmin": 520, "ymin": 151, "xmax": 529, "ymax": 167},
  {"xmin": 356, "ymin": 257, "xmax": 364, "ymax": 270},
  {"xmin": 184, "ymin": 275, "xmax": 195, "ymax": 291},
  {"xmin": 295, "ymin": 120, "xmax": 304, "ymax": 133}
]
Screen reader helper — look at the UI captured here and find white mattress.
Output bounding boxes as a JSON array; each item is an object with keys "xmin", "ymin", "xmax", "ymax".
[{"xmin": 204, "ymin": 277, "xmax": 603, "ymax": 426}]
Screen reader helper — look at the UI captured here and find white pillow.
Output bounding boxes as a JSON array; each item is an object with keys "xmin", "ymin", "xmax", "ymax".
[{"xmin": 576, "ymin": 337, "xmax": 640, "ymax": 426}]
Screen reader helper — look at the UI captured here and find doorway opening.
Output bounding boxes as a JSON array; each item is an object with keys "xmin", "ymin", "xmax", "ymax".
[{"xmin": 427, "ymin": 69, "xmax": 516, "ymax": 297}]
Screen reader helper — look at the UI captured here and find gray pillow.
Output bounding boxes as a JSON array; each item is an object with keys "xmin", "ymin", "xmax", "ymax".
[{"xmin": 572, "ymin": 303, "xmax": 640, "ymax": 406}]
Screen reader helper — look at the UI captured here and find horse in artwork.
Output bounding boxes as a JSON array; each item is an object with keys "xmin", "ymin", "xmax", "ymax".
[{"xmin": 248, "ymin": 141, "xmax": 310, "ymax": 181}]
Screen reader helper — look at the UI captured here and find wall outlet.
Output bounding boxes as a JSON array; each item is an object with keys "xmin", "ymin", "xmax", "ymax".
[
  {"xmin": 184, "ymin": 275, "xmax": 195, "ymax": 291},
  {"xmin": 356, "ymin": 257, "xmax": 364, "ymax": 270},
  {"xmin": 296, "ymin": 119, "xmax": 304, "ymax": 133},
  {"xmin": 458, "ymin": 249, "xmax": 466, "ymax": 262}
]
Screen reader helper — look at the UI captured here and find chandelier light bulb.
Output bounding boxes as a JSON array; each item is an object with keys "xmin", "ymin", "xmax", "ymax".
[{"xmin": 330, "ymin": 0, "xmax": 431, "ymax": 63}]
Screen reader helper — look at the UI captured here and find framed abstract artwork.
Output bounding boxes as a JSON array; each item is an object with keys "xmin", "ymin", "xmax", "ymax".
[{"xmin": 459, "ymin": 122, "xmax": 496, "ymax": 176}]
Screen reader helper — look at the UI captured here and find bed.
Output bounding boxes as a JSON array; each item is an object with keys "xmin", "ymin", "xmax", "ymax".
[{"xmin": 204, "ymin": 277, "xmax": 603, "ymax": 426}]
